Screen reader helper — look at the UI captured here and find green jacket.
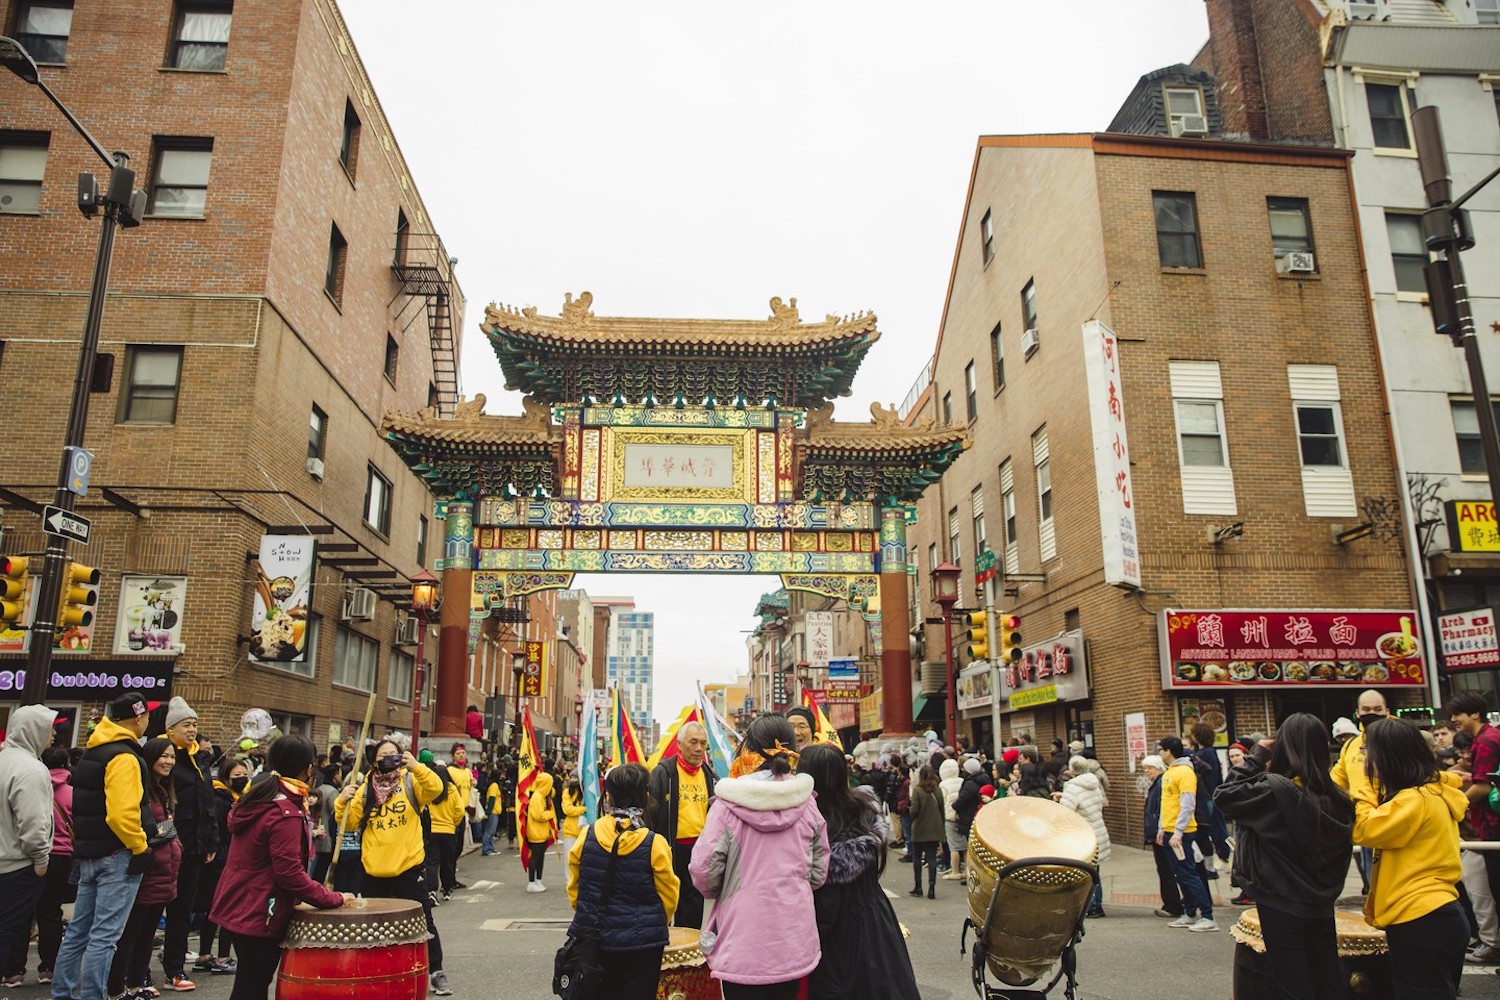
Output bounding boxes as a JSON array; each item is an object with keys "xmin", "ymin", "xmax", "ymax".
[{"xmin": 908, "ymin": 784, "xmax": 945, "ymax": 843}]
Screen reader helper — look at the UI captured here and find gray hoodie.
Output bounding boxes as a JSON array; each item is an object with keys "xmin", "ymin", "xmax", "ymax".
[{"xmin": 0, "ymin": 704, "xmax": 57, "ymax": 873}]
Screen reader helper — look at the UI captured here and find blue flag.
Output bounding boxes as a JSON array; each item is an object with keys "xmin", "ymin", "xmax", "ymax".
[
  {"xmin": 579, "ymin": 690, "xmax": 601, "ymax": 824},
  {"xmin": 696, "ymin": 683, "xmax": 738, "ymax": 778}
]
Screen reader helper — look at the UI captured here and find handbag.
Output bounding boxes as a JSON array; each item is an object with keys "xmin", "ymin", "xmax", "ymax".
[{"xmin": 553, "ymin": 826, "xmax": 623, "ymax": 1000}]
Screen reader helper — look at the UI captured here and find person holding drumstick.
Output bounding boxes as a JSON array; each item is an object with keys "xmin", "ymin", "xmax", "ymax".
[{"xmin": 209, "ymin": 736, "xmax": 351, "ymax": 1000}]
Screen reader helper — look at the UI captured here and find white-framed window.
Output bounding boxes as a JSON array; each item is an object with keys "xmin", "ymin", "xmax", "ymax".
[
  {"xmin": 364, "ymin": 465, "xmax": 392, "ymax": 535},
  {"xmin": 927, "ymin": 543, "xmax": 938, "ymax": 575},
  {"xmin": 333, "ymin": 627, "xmax": 378, "ymax": 692},
  {"xmin": 1267, "ymin": 197, "xmax": 1314, "ymax": 259},
  {"xmin": 964, "ymin": 361, "xmax": 978, "ymax": 422},
  {"xmin": 1449, "ymin": 398, "xmax": 1500, "ymax": 478},
  {"xmin": 1386, "ymin": 213, "xmax": 1428, "ymax": 296},
  {"xmin": 389, "ymin": 649, "xmax": 413, "ymax": 703},
  {"xmin": 1363, "ymin": 78, "xmax": 1415, "ymax": 152},
  {"xmin": 1000, "ymin": 459, "xmax": 1018, "ymax": 575},
  {"xmin": 1479, "ymin": 0, "xmax": 1500, "ymax": 24},
  {"xmin": 1033, "ymin": 427, "xmax": 1055, "ymax": 561},
  {"xmin": 261, "ymin": 615, "xmax": 318, "ymax": 679},
  {"xmin": 980, "ymin": 209, "xmax": 994, "ymax": 265},
  {"xmin": 1164, "ymin": 86, "xmax": 1205, "ymax": 134},
  {"xmin": 1169, "ymin": 361, "xmax": 1237, "ymax": 515},
  {"xmin": 170, "ymin": 1, "xmax": 232, "ymax": 71},
  {"xmin": 0, "ymin": 132, "xmax": 48, "ymax": 215},
  {"xmin": 1021, "ymin": 279, "xmax": 1038, "ymax": 333},
  {"xmin": 942, "ymin": 392, "xmax": 953, "ymax": 425},
  {"xmin": 117, "ymin": 346, "xmax": 184, "ymax": 424},
  {"xmin": 971, "ymin": 485, "xmax": 988, "ymax": 555},
  {"xmin": 948, "ymin": 508, "xmax": 961, "ymax": 566},
  {"xmin": 146, "ymin": 140, "xmax": 213, "ymax": 219},
  {"xmin": 267, "ymin": 711, "xmax": 313, "ymax": 740},
  {"xmin": 1289, "ymin": 365, "xmax": 1355, "ymax": 517}
]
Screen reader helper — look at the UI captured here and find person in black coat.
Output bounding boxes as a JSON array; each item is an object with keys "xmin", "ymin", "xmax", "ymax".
[
  {"xmin": 1140, "ymin": 755, "xmax": 1183, "ymax": 919},
  {"xmin": 952, "ymin": 759, "xmax": 988, "ymax": 849},
  {"xmin": 645, "ymin": 723, "xmax": 718, "ymax": 929},
  {"xmin": 160, "ymin": 698, "xmax": 220, "ymax": 990}
]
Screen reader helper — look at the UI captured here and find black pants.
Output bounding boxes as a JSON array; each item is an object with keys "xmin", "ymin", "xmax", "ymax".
[
  {"xmin": 35, "ymin": 860, "xmax": 75, "ymax": 973},
  {"xmin": 331, "ymin": 851, "xmax": 364, "ymax": 895},
  {"xmin": 310, "ymin": 852, "xmax": 333, "ymax": 888},
  {"xmin": 226, "ymin": 934, "xmax": 281, "ymax": 1000},
  {"xmin": 722, "ymin": 981, "xmax": 800, "ymax": 1000},
  {"xmin": 0, "ymin": 867, "xmax": 45, "ymax": 976},
  {"xmin": 1385, "ymin": 900, "xmax": 1467, "ymax": 1000},
  {"xmin": 437, "ymin": 831, "xmax": 460, "ymax": 891},
  {"xmin": 1255, "ymin": 903, "xmax": 1342, "ymax": 1000},
  {"xmin": 599, "ymin": 946, "xmax": 664, "ymax": 1000},
  {"xmin": 1151, "ymin": 844, "xmax": 1184, "ymax": 915},
  {"xmin": 163, "ymin": 852, "xmax": 205, "ymax": 976},
  {"xmin": 109, "ymin": 902, "xmax": 167, "ymax": 994},
  {"xmin": 527, "ymin": 841, "xmax": 548, "ymax": 882},
  {"xmin": 364, "ymin": 865, "xmax": 443, "ymax": 972},
  {"xmin": 910, "ymin": 841, "xmax": 938, "ymax": 892},
  {"xmin": 670, "ymin": 842, "xmax": 704, "ymax": 929}
]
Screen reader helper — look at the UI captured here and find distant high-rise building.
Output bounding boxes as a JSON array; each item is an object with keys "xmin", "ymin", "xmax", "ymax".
[{"xmin": 595, "ymin": 597, "xmax": 654, "ymax": 730}]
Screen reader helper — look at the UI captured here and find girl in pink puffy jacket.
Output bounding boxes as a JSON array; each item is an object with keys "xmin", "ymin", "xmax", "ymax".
[{"xmin": 690, "ymin": 715, "xmax": 829, "ymax": 1000}]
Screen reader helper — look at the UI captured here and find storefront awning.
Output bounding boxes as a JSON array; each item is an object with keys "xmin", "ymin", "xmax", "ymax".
[{"xmin": 912, "ymin": 694, "xmax": 945, "ymax": 724}]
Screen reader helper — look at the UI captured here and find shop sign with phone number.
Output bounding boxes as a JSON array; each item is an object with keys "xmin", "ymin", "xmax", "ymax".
[{"xmin": 1157, "ymin": 609, "xmax": 1424, "ymax": 689}]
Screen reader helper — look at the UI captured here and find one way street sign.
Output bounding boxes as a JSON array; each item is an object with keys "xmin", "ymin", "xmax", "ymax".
[{"xmin": 42, "ymin": 505, "xmax": 91, "ymax": 545}]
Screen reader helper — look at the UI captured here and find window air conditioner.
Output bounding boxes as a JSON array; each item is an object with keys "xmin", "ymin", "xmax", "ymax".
[
  {"xmin": 1277, "ymin": 252, "xmax": 1316, "ymax": 274},
  {"xmin": 1021, "ymin": 328, "xmax": 1040, "ymax": 357},
  {"xmin": 396, "ymin": 615, "xmax": 418, "ymax": 646},
  {"xmin": 1169, "ymin": 114, "xmax": 1209, "ymax": 138},
  {"xmin": 342, "ymin": 587, "xmax": 377, "ymax": 622},
  {"xmin": 306, "ymin": 457, "xmax": 325, "ymax": 480}
]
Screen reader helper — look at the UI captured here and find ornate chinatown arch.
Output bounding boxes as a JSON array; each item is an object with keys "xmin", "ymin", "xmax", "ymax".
[{"xmin": 380, "ymin": 293, "xmax": 967, "ymax": 736}]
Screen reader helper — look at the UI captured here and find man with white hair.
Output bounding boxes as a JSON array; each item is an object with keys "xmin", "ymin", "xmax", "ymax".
[
  {"xmin": 647, "ymin": 720, "xmax": 717, "ymax": 928},
  {"xmin": 1139, "ymin": 754, "xmax": 1183, "ymax": 919}
]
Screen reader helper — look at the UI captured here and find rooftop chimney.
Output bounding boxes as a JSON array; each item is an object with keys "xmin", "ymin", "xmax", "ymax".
[{"xmin": 1204, "ymin": 0, "xmax": 1270, "ymax": 141}]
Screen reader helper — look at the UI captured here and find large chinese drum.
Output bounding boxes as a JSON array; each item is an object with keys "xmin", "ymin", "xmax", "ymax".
[
  {"xmin": 657, "ymin": 926, "xmax": 716, "ymax": 1000},
  {"xmin": 276, "ymin": 898, "xmax": 430, "ymax": 1000},
  {"xmin": 1231, "ymin": 908, "xmax": 1391, "ymax": 1000},
  {"xmin": 965, "ymin": 796, "xmax": 1098, "ymax": 987}
]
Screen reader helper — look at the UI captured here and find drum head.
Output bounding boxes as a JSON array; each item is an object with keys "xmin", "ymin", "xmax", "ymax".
[
  {"xmin": 970, "ymin": 796, "xmax": 1096, "ymax": 864},
  {"xmin": 663, "ymin": 926, "xmax": 706, "ymax": 970}
]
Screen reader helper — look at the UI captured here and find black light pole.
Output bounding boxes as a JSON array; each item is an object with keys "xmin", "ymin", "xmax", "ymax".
[{"xmin": 1, "ymin": 37, "xmax": 145, "ymax": 705}]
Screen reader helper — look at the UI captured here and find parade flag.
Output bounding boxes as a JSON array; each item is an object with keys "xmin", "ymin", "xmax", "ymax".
[
  {"xmin": 515, "ymin": 705, "xmax": 552, "ymax": 872},
  {"xmin": 646, "ymin": 704, "xmax": 699, "ymax": 771},
  {"xmin": 609, "ymin": 686, "xmax": 646, "ymax": 766},
  {"xmin": 578, "ymin": 690, "xmax": 601, "ymax": 824},
  {"xmin": 803, "ymin": 688, "xmax": 842, "ymax": 747},
  {"xmin": 696, "ymin": 683, "xmax": 739, "ymax": 777}
]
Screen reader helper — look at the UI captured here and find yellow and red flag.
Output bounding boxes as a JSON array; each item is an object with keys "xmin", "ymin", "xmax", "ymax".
[
  {"xmin": 803, "ymin": 689, "xmax": 843, "ymax": 747},
  {"xmin": 515, "ymin": 705, "xmax": 552, "ymax": 871},
  {"xmin": 646, "ymin": 704, "xmax": 701, "ymax": 771},
  {"xmin": 609, "ymin": 686, "xmax": 646, "ymax": 767}
]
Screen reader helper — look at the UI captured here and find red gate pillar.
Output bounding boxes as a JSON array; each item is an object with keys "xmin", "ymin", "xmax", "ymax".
[
  {"xmin": 878, "ymin": 506, "xmax": 915, "ymax": 737},
  {"xmin": 436, "ymin": 501, "xmax": 473, "ymax": 737}
]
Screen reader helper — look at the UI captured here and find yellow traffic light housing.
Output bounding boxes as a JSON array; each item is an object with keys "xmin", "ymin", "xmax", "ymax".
[
  {"xmin": 963, "ymin": 610, "xmax": 989, "ymax": 661},
  {"xmin": 1, "ymin": 556, "xmax": 29, "ymax": 628},
  {"xmin": 997, "ymin": 612, "xmax": 1022, "ymax": 663},
  {"xmin": 57, "ymin": 563, "xmax": 99, "ymax": 629}
]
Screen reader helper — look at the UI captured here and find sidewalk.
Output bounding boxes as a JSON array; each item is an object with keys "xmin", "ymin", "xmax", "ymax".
[{"xmin": 1101, "ymin": 842, "xmax": 1365, "ymax": 910}]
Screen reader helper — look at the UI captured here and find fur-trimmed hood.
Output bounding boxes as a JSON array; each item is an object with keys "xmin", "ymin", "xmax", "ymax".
[
  {"xmin": 824, "ymin": 785, "xmax": 887, "ymax": 885},
  {"xmin": 713, "ymin": 772, "xmax": 815, "ymax": 832}
]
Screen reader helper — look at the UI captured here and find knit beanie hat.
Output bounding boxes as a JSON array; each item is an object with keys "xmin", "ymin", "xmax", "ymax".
[
  {"xmin": 1001, "ymin": 748, "xmax": 1020, "ymax": 766},
  {"xmin": 963, "ymin": 757, "xmax": 983, "ymax": 775},
  {"xmin": 418, "ymin": 749, "xmax": 436, "ymax": 765},
  {"xmin": 165, "ymin": 697, "xmax": 197, "ymax": 729}
]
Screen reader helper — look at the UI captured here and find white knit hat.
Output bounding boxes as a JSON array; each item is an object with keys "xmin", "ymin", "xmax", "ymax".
[
  {"xmin": 1140, "ymin": 754, "xmax": 1165, "ymax": 772},
  {"xmin": 1332, "ymin": 717, "xmax": 1359, "ymax": 740},
  {"xmin": 164, "ymin": 696, "xmax": 197, "ymax": 729}
]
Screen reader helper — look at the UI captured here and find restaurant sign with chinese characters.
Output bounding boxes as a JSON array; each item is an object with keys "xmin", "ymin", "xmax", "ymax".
[
  {"xmin": 1446, "ymin": 501, "xmax": 1500, "ymax": 553},
  {"xmin": 1081, "ymin": 321, "xmax": 1141, "ymax": 589},
  {"xmin": 520, "ymin": 640, "xmax": 550, "ymax": 697},
  {"xmin": 997, "ymin": 629, "xmax": 1089, "ymax": 711},
  {"xmin": 1159, "ymin": 609, "xmax": 1425, "ymax": 689}
]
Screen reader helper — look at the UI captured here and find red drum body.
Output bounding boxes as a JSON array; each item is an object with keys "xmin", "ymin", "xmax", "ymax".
[
  {"xmin": 657, "ymin": 927, "xmax": 716, "ymax": 1000},
  {"xmin": 1231, "ymin": 908, "xmax": 1392, "ymax": 1000},
  {"xmin": 276, "ymin": 898, "xmax": 430, "ymax": 1000}
]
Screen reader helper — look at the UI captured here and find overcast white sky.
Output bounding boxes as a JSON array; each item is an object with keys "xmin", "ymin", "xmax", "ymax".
[{"xmin": 342, "ymin": 1, "xmax": 1212, "ymax": 723}]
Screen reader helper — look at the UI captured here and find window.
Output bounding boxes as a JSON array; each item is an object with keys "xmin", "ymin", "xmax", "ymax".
[
  {"xmin": 1000, "ymin": 461, "xmax": 1017, "ymax": 548},
  {"xmin": 394, "ymin": 208, "xmax": 409, "ymax": 265},
  {"xmin": 307, "ymin": 404, "xmax": 326, "ymax": 461},
  {"xmin": 1154, "ymin": 191, "xmax": 1202, "ymax": 268},
  {"xmin": 1164, "ymin": 86, "xmax": 1205, "ymax": 132},
  {"xmin": 1452, "ymin": 400, "xmax": 1500, "ymax": 476},
  {"xmin": 1169, "ymin": 361, "xmax": 1237, "ymax": 515},
  {"xmin": 146, "ymin": 140, "xmax": 212, "ymax": 218},
  {"xmin": 267, "ymin": 712, "xmax": 313, "ymax": 739},
  {"xmin": 384, "ymin": 334, "xmax": 399, "ymax": 384},
  {"xmin": 117, "ymin": 346, "xmax": 183, "ymax": 424},
  {"xmin": 942, "ymin": 391, "xmax": 953, "ymax": 425},
  {"xmin": 0, "ymin": 133, "xmax": 48, "ymax": 214},
  {"xmin": 1175, "ymin": 400, "xmax": 1227, "ymax": 466},
  {"xmin": 364, "ymin": 465, "xmax": 392, "ymax": 535},
  {"xmin": 1289, "ymin": 365, "xmax": 1355, "ymax": 516},
  {"xmin": 948, "ymin": 508, "xmax": 961, "ymax": 566},
  {"xmin": 989, "ymin": 323, "xmax": 1005, "ymax": 391},
  {"xmin": 1386, "ymin": 214, "xmax": 1427, "ymax": 294},
  {"xmin": 1021, "ymin": 279, "xmax": 1037, "ymax": 333},
  {"xmin": 970, "ymin": 485, "xmax": 987, "ymax": 555},
  {"xmin": 325, "ymin": 224, "xmax": 348, "ymax": 304},
  {"xmin": 1366, "ymin": 82, "xmax": 1412, "ymax": 150},
  {"xmin": 964, "ymin": 361, "xmax": 978, "ymax": 422},
  {"xmin": 340, "ymin": 99, "xmax": 361, "ymax": 178},
  {"xmin": 170, "ymin": 2, "xmax": 231, "ymax": 71},
  {"xmin": 389, "ymin": 649, "xmax": 413, "ymax": 703},
  {"xmin": 417, "ymin": 515, "xmax": 428, "ymax": 567},
  {"xmin": 333, "ymin": 627, "xmax": 378, "ymax": 692},
  {"xmin": 1295, "ymin": 404, "xmax": 1344, "ymax": 467},
  {"xmin": 14, "ymin": 3, "xmax": 72, "ymax": 64},
  {"xmin": 263, "ymin": 616, "xmax": 318, "ymax": 678},
  {"xmin": 1481, "ymin": 0, "xmax": 1500, "ymax": 24},
  {"xmin": 980, "ymin": 209, "xmax": 994, "ymax": 265},
  {"xmin": 1267, "ymin": 197, "xmax": 1313, "ymax": 258},
  {"xmin": 927, "ymin": 543, "xmax": 938, "ymax": 575},
  {"xmin": 1033, "ymin": 428, "xmax": 1055, "ymax": 561},
  {"xmin": 427, "ymin": 382, "xmax": 439, "ymax": 409}
]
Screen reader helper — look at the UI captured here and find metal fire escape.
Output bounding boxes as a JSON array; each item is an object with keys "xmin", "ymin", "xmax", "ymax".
[{"xmin": 392, "ymin": 229, "xmax": 459, "ymax": 418}]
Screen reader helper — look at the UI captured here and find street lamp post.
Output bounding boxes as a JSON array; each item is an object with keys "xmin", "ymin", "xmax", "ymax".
[
  {"xmin": 1, "ymin": 37, "xmax": 145, "ymax": 705},
  {"xmin": 931, "ymin": 562, "xmax": 962, "ymax": 747},
  {"xmin": 511, "ymin": 650, "xmax": 526, "ymax": 750},
  {"xmin": 408, "ymin": 571, "xmax": 440, "ymax": 742}
]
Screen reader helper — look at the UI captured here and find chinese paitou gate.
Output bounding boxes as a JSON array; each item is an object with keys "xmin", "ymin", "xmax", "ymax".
[{"xmin": 380, "ymin": 293, "xmax": 968, "ymax": 738}]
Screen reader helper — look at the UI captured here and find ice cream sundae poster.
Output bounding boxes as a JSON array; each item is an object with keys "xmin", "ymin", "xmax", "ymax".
[
  {"xmin": 249, "ymin": 534, "xmax": 314, "ymax": 663},
  {"xmin": 113, "ymin": 576, "xmax": 188, "ymax": 656}
]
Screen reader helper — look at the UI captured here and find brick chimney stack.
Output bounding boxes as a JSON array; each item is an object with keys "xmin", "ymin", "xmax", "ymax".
[{"xmin": 1204, "ymin": 0, "xmax": 1270, "ymax": 141}]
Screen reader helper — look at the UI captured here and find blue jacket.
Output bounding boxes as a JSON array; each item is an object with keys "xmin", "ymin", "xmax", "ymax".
[{"xmin": 567, "ymin": 819, "xmax": 677, "ymax": 952}]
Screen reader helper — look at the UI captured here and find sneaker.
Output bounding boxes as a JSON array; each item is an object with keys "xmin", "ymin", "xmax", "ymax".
[
  {"xmin": 1153, "ymin": 909, "xmax": 1182, "ymax": 919},
  {"xmin": 183, "ymin": 953, "xmax": 197, "ymax": 966},
  {"xmin": 1188, "ymin": 917, "xmax": 1219, "ymax": 933},
  {"xmin": 442, "ymin": 890, "xmax": 452, "ymax": 902},
  {"xmin": 2, "ymin": 974, "xmax": 23, "ymax": 987},
  {"xmin": 908, "ymin": 888, "xmax": 923, "ymax": 897},
  {"xmin": 533, "ymin": 881, "xmax": 546, "ymax": 893},
  {"xmin": 429, "ymin": 971, "xmax": 452, "ymax": 996},
  {"xmin": 38, "ymin": 970, "xmax": 53, "ymax": 985},
  {"xmin": 451, "ymin": 881, "xmax": 467, "ymax": 890},
  {"xmin": 207, "ymin": 959, "xmax": 236, "ymax": 975},
  {"xmin": 1230, "ymin": 894, "xmax": 1255, "ymax": 906},
  {"xmin": 1167, "ymin": 915, "xmax": 1196, "ymax": 928},
  {"xmin": 192, "ymin": 958, "xmax": 213, "ymax": 972},
  {"xmin": 166, "ymin": 974, "xmax": 196, "ymax": 991},
  {"xmin": 525, "ymin": 882, "xmax": 541, "ymax": 893},
  {"xmin": 1468, "ymin": 944, "xmax": 1500, "ymax": 964},
  {"xmin": 897, "ymin": 854, "xmax": 911, "ymax": 863},
  {"xmin": 941, "ymin": 872, "xmax": 964, "ymax": 881}
]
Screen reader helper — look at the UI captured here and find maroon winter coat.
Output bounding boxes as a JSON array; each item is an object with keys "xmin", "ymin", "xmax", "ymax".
[
  {"xmin": 209, "ymin": 790, "xmax": 343, "ymax": 941},
  {"xmin": 135, "ymin": 790, "xmax": 182, "ymax": 906}
]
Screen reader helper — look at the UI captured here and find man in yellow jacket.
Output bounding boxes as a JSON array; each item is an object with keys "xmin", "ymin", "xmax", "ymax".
[
  {"xmin": 1333, "ymin": 689, "xmax": 1387, "ymax": 893},
  {"xmin": 427, "ymin": 744, "xmax": 474, "ymax": 900}
]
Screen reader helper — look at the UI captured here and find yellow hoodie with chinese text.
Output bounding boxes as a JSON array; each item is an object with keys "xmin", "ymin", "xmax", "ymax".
[
  {"xmin": 1352, "ymin": 771, "xmax": 1467, "ymax": 928},
  {"xmin": 335, "ymin": 765, "xmax": 443, "ymax": 878}
]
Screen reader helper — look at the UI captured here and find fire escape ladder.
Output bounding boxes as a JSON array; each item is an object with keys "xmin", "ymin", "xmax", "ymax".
[{"xmin": 392, "ymin": 230, "xmax": 459, "ymax": 418}]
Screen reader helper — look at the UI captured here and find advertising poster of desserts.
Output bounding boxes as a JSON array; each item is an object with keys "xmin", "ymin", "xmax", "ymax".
[
  {"xmin": 1159, "ymin": 609, "xmax": 1425, "ymax": 689},
  {"xmin": 249, "ymin": 534, "xmax": 314, "ymax": 663},
  {"xmin": 113, "ymin": 576, "xmax": 188, "ymax": 655}
]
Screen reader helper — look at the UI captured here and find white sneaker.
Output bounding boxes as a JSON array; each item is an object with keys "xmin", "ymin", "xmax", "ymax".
[
  {"xmin": 1188, "ymin": 917, "xmax": 1219, "ymax": 933},
  {"xmin": 533, "ymin": 881, "xmax": 546, "ymax": 892},
  {"xmin": 1167, "ymin": 915, "xmax": 1196, "ymax": 928},
  {"xmin": 525, "ymin": 882, "xmax": 540, "ymax": 893}
]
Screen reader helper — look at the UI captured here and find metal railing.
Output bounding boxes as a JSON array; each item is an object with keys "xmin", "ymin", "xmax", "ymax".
[{"xmin": 897, "ymin": 356, "xmax": 934, "ymax": 421}]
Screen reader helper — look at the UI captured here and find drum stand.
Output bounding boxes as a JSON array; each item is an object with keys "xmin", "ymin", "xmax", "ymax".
[{"xmin": 959, "ymin": 857, "xmax": 1099, "ymax": 1000}]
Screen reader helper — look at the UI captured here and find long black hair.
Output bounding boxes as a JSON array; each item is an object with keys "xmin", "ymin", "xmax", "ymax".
[
  {"xmin": 1268, "ymin": 713, "xmax": 1348, "ymax": 811},
  {"xmin": 736, "ymin": 714, "xmax": 796, "ymax": 776},
  {"xmin": 800, "ymin": 744, "xmax": 883, "ymax": 869},
  {"xmin": 142, "ymin": 737, "xmax": 177, "ymax": 809},
  {"xmin": 1364, "ymin": 717, "xmax": 1441, "ymax": 802},
  {"xmin": 237, "ymin": 735, "xmax": 318, "ymax": 809}
]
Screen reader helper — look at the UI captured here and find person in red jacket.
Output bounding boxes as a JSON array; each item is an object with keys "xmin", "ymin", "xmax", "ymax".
[
  {"xmin": 109, "ymin": 739, "xmax": 183, "ymax": 1000},
  {"xmin": 209, "ymin": 736, "xmax": 351, "ymax": 1000}
]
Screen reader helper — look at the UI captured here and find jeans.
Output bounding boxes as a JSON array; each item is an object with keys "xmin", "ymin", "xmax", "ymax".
[
  {"xmin": 162, "ymin": 852, "xmax": 204, "ymax": 976},
  {"xmin": 52, "ymin": 851, "xmax": 143, "ymax": 1000},
  {"xmin": 226, "ymin": 934, "xmax": 281, "ymax": 1000},
  {"xmin": 1255, "ymin": 903, "xmax": 1342, "ymax": 1000},
  {"xmin": 0, "ymin": 866, "xmax": 46, "ymax": 976},
  {"xmin": 1151, "ymin": 844, "xmax": 1183, "ymax": 915},
  {"xmin": 1166, "ymin": 842, "xmax": 1212, "ymax": 919},
  {"xmin": 1385, "ymin": 899, "xmax": 1466, "ymax": 1000},
  {"xmin": 900, "ymin": 814, "xmax": 912, "ymax": 849},
  {"xmin": 481, "ymin": 813, "xmax": 499, "ymax": 854}
]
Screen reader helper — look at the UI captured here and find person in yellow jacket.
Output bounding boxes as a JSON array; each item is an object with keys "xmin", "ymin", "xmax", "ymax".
[
  {"xmin": 559, "ymin": 776, "xmax": 587, "ymax": 861},
  {"xmin": 335, "ymin": 740, "xmax": 453, "ymax": 996},
  {"xmin": 481, "ymin": 772, "xmax": 503, "ymax": 856},
  {"xmin": 426, "ymin": 744, "xmax": 474, "ymax": 900},
  {"xmin": 522, "ymin": 771, "xmax": 557, "ymax": 891},
  {"xmin": 1333, "ymin": 689, "xmax": 1388, "ymax": 895},
  {"xmin": 1354, "ymin": 718, "xmax": 1468, "ymax": 999}
]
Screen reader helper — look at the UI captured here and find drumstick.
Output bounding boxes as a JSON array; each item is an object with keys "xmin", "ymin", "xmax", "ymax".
[{"xmin": 326, "ymin": 691, "xmax": 378, "ymax": 888}]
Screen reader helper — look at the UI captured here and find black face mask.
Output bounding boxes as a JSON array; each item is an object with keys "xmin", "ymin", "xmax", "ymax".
[
  {"xmin": 229, "ymin": 776, "xmax": 249, "ymax": 793},
  {"xmin": 376, "ymin": 754, "xmax": 402, "ymax": 773},
  {"xmin": 1358, "ymin": 713, "xmax": 1385, "ymax": 729}
]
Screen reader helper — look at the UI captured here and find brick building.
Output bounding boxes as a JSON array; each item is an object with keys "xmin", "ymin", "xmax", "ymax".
[
  {"xmin": 904, "ymin": 124, "xmax": 1422, "ymax": 838},
  {"xmin": 0, "ymin": 0, "xmax": 468, "ymax": 748}
]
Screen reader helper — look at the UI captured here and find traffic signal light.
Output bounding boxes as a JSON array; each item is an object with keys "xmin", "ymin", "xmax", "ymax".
[
  {"xmin": 1, "ymin": 557, "xmax": 29, "ymax": 628},
  {"xmin": 963, "ymin": 610, "xmax": 989, "ymax": 661},
  {"xmin": 997, "ymin": 612, "xmax": 1022, "ymax": 663},
  {"xmin": 57, "ymin": 563, "xmax": 99, "ymax": 629}
]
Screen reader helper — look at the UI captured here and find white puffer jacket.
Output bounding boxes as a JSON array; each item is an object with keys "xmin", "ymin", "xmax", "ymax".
[
  {"xmin": 1058, "ymin": 770, "xmax": 1111, "ymax": 863},
  {"xmin": 939, "ymin": 759, "xmax": 962, "ymax": 823}
]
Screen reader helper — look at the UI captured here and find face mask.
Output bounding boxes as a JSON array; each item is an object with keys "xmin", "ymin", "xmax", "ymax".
[
  {"xmin": 229, "ymin": 776, "xmax": 249, "ymax": 793},
  {"xmin": 376, "ymin": 754, "xmax": 402, "ymax": 773},
  {"xmin": 1358, "ymin": 713, "xmax": 1384, "ymax": 729}
]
